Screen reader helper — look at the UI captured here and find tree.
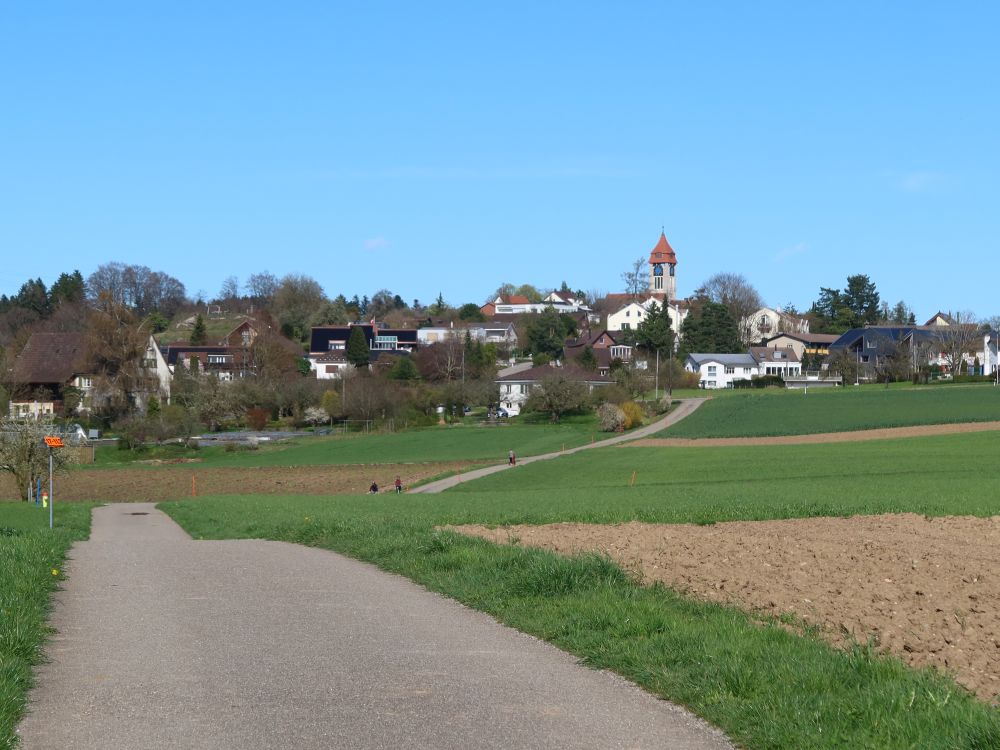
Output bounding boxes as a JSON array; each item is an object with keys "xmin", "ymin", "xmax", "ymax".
[
  {"xmin": 679, "ymin": 302, "xmax": 741, "ymax": 358},
  {"xmin": 489, "ymin": 283, "xmax": 516, "ymax": 302},
  {"xmin": 428, "ymin": 292, "xmax": 448, "ymax": 316},
  {"xmin": 523, "ymin": 373, "xmax": 589, "ymax": 422},
  {"xmin": 0, "ymin": 417, "xmax": 77, "ymax": 501},
  {"xmin": 345, "ymin": 326, "xmax": 371, "ymax": 368},
  {"xmin": 513, "ymin": 284, "xmax": 543, "ymax": 303},
  {"xmin": 697, "ymin": 273, "xmax": 763, "ymax": 346},
  {"xmin": 621, "ymin": 257, "xmax": 646, "ymax": 299},
  {"xmin": 15, "ymin": 278, "xmax": 50, "ymax": 318},
  {"xmin": 525, "ymin": 307, "xmax": 568, "ymax": 360},
  {"xmin": 86, "ymin": 263, "xmax": 186, "ymax": 317},
  {"xmin": 271, "ymin": 274, "xmax": 326, "ymax": 340},
  {"xmin": 629, "ymin": 301, "xmax": 676, "ymax": 396},
  {"xmin": 247, "ymin": 272, "xmax": 278, "ymax": 302},
  {"xmin": 415, "ymin": 339, "xmax": 464, "ymax": 381},
  {"xmin": 388, "ymin": 356, "xmax": 419, "ymax": 381},
  {"xmin": 49, "ymin": 271, "xmax": 85, "ymax": 307},
  {"xmin": 578, "ymin": 345, "xmax": 597, "ymax": 371},
  {"xmin": 189, "ymin": 315, "xmax": 208, "ymax": 345},
  {"xmin": 458, "ymin": 303, "xmax": 486, "ymax": 322},
  {"xmin": 218, "ymin": 276, "xmax": 240, "ymax": 303},
  {"xmin": 810, "ymin": 274, "xmax": 881, "ymax": 333},
  {"xmin": 938, "ymin": 311, "xmax": 981, "ymax": 375},
  {"xmin": 321, "ymin": 389, "xmax": 341, "ymax": 419},
  {"xmin": 85, "ymin": 296, "xmax": 159, "ymax": 418}
]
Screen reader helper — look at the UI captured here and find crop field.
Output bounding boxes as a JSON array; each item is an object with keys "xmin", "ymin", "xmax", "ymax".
[
  {"xmin": 163, "ymin": 429, "xmax": 1000, "ymax": 749},
  {"xmin": 660, "ymin": 384, "xmax": 1000, "ymax": 439},
  {"xmin": 91, "ymin": 414, "xmax": 601, "ymax": 470},
  {"xmin": 0, "ymin": 503, "xmax": 92, "ymax": 748}
]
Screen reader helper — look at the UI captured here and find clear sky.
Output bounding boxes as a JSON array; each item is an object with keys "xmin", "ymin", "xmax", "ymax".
[{"xmin": 2, "ymin": 2, "xmax": 997, "ymax": 320}]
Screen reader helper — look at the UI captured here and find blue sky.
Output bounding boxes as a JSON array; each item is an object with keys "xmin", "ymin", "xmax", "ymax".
[{"xmin": 1, "ymin": 2, "xmax": 997, "ymax": 319}]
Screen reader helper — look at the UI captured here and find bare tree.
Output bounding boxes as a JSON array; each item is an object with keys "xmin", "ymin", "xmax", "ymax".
[
  {"xmin": 218, "ymin": 276, "xmax": 241, "ymax": 304},
  {"xmin": 938, "ymin": 311, "xmax": 981, "ymax": 375},
  {"xmin": 415, "ymin": 339, "xmax": 465, "ymax": 382},
  {"xmin": 0, "ymin": 417, "xmax": 77, "ymax": 501},
  {"xmin": 698, "ymin": 272, "xmax": 764, "ymax": 346},
  {"xmin": 621, "ymin": 257, "xmax": 646, "ymax": 300},
  {"xmin": 247, "ymin": 272, "xmax": 278, "ymax": 302},
  {"xmin": 85, "ymin": 296, "xmax": 159, "ymax": 417},
  {"xmin": 271, "ymin": 274, "xmax": 327, "ymax": 340},
  {"xmin": 86, "ymin": 263, "xmax": 186, "ymax": 317}
]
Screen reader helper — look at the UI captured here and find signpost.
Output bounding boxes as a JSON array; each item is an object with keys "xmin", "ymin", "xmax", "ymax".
[{"xmin": 43, "ymin": 436, "xmax": 64, "ymax": 529}]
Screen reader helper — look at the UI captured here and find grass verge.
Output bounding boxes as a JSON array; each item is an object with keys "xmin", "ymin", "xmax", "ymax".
[
  {"xmin": 0, "ymin": 503, "xmax": 92, "ymax": 749},
  {"xmin": 163, "ymin": 494, "xmax": 1000, "ymax": 749}
]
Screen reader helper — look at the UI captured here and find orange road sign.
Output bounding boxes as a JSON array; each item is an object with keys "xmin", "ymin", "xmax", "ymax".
[{"xmin": 44, "ymin": 436, "xmax": 65, "ymax": 448}]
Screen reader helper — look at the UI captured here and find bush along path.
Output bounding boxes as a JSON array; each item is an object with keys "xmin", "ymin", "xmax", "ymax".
[{"xmin": 410, "ymin": 398, "xmax": 707, "ymax": 493}]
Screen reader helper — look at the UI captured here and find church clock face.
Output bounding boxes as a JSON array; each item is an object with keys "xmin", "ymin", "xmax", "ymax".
[{"xmin": 653, "ymin": 264, "xmax": 663, "ymax": 277}]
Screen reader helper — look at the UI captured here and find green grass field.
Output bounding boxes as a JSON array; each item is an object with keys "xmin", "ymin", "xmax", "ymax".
[
  {"xmin": 660, "ymin": 384, "xmax": 1000, "ymax": 439},
  {"xmin": 162, "ymin": 429, "xmax": 1000, "ymax": 749},
  {"xmin": 92, "ymin": 414, "xmax": 602, "ymax": 469},
  {"xmin": 0, "ymin": 503, "xmax": 92, "ymax": 749}
]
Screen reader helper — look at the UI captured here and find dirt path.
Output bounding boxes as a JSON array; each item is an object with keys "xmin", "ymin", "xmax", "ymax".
[
  {"xmin": 410, "ymin": 399, "xmax": 707, "ymax": 493},
  {"xmin": 631, "ymin": 420, "xmax": 1000, "ymax": 447},
  {"xmin": 453, "ymin": 514, "xmax": 1000, "ymax": 701},
  {"xmin": 0, "ymin": 462, "xmax": 485, "ymax": 503},
  {"xmin": 18, "ymin": 504, "xmax": 732, "ymax": 749}
]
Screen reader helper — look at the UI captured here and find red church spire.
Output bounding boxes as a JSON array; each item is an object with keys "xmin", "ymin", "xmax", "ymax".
[{"xmin": 648, "ymin": 231, "xmax": 677, "ymax": 265}]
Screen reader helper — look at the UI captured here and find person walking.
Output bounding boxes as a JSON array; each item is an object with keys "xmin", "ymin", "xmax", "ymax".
[
  {"xmin": 394, "ymin": 476, "xmax": 403, "ymax": 494},
  {"xmin": 508, "ymin": 449, "xmax": 516, "ymax": 466},
  {"xmin": 368, "ymin": 481, "xmax": 379, "ymax": 494}
]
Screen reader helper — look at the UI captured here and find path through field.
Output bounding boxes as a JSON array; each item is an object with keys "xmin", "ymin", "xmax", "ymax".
[
  {"xmin": 410, "ymin": 398, "xmax": 707, "ymax": 493},
  {"xmin": 17, "ymin": 503, "xmax": 731, "ymax": 749}
]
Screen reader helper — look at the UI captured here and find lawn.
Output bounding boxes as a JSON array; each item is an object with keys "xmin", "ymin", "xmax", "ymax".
[
  {"xmin": 0, "ymin": 503, "xmax": 92, "ymax": 749},
  {"xmin": 163, "ymin": 430, "xmax": 1000, "ymax": 749},
  {"xmin": 92, "ymin": 413, "xmax": 602, "ymax": 469},
  {"xmin": 660, "ymin": 384, "xmax": 1000, "ymax": 439}
]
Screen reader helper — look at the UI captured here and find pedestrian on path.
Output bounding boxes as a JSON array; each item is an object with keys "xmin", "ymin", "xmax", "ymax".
[
  {"xmin": 508, "ymin": 449, "xmax": 516, "ymax": 466},
  {"xmin": 368, "ymin": 481, "xmax": 379, "ymax": 494},
  {"xmin": 394, "ymin": 476, "xmax": 403, "ymax": 494}
]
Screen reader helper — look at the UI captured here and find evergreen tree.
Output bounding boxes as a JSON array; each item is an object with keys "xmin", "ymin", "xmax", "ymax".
[
  {"xmin": 578, "ymin": 345, "xmax": 597, "ymax": 371},
  {"xmin": 631, "ymin": 302, "xmax": 674, "ymax": 356},
  {"xmin": 346, "ymin": 325, "xmax": 371, "ymax": 367},
  {"xmin": 190, "ymin": 314, "xmax": 208, "ymax": 345},
  {"xmin": 388, "ymin": 355, "xmax": 419, "ymax": 381},
  {"xmin": 679, "ymin": 301, "xmax": 741, "ymax": 358},
  {"xmin": 526, "ymin": 306, "xmax": 567, "ymax": 360},
  {"xmin": 49, "ymin": 270, "xmax": 85, "ymax": 306}
]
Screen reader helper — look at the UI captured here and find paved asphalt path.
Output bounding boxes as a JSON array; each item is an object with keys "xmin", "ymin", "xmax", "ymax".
[
  {"xmin": 411, "ymin": 398, "xmax": 707, "ymax": 493},
  {"xmin": 18, "ymin": 502, "xmax": 732, "ymax": 749}
]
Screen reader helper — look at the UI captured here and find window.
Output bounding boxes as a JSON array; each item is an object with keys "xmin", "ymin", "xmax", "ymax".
[
  {"xmin": 328, "ymin": 343, "xmax": 345, "ymax": 350},
  {"xmin": 625, "ymin": 310, "xmax": 630, "ymax": 317},
  {"xmin": 669, "ymin": 264, "xmax": 675, "ymax": 277},
  {"xmin": 79, "ymin": 376, "xmax": 93, "ymax": 388},
  {"xmin": 208, "ymin": 355, "xmax": 231, "ymax": 364},
  {"xmin": 654, "ymin": 276, "xmax": 663, "ymax": 290},
  {"xmin": 725, "ymin": 366, "xmax": 735, "ymax": 374},
  {"xmin": 621, "ymin": 322, "xmax": 630, "ymax": 329},
  {"xmin": 707, "ymin": 365, "xmax": 717, "ymax": 375}
]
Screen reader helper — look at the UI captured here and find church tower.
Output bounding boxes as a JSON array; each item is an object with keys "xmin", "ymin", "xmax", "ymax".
[{"xmin": 648, "ymin": 231, "xmax": 678, "ymax": 300}]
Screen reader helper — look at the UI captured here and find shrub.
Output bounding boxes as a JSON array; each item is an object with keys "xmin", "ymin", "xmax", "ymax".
[
  {"xmin": 621, "ymin": 401, "xmax": 644, "ymax": 429},
  {"xmin": 246, "ymin": 408, "xmax": 270, "ymax": 431},
  {"xmin": 598, "ymin": 403, "xmax": 625, "ymax": 432},
  {"xmin": 590, "ymin": 384, "xmax": 630, "ymax": 407},
  {"xmin": 678, "ymin": 371, "xmax": 701, "ymax": 389}
]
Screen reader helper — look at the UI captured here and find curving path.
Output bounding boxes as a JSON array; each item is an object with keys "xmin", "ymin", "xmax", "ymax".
[
  {"xmin": 17, "ymin": 503, "xmax": 732, "ymax": 749},
  {"xmin": 409, "ymin": 398, "xmax": 707, "ymax": 494}
]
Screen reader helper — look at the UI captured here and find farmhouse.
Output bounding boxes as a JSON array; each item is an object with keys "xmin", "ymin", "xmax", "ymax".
[{"xmin": 684, "ymin": 353, "xmax": 759, "ymax": 389}]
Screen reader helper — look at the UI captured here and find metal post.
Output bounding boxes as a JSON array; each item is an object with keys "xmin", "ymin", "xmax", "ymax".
[{"xmin": 48, "ymin": 449, "xmax": 54, "ymax": 530}]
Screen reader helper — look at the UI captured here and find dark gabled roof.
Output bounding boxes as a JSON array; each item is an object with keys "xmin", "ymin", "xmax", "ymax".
[
  {"xmin": 750, "ymin": 346, "xmax": 801, "ymax": 364},
  {"xmin": 495, "ymin": 364, "xmax": 612, "ymax": 384},
  {"xmin": 12, "ymin": 332, "xmax": 90, "ymax": 385},
  {"xmin": 310, "ymin": 325, "xmax": 417, "ymax": 353},
  {"xmin": 830, "ymin": 327, "xmax": 916, "ymax": 350}
]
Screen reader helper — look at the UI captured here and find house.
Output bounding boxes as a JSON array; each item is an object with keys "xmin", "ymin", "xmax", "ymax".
[
  {"xmin": 495, "ymin": 363, "xmax": 612, "ymax": 416},
  {"xmin": 762, "ymin": 332, "xmax": 840, "ymax": 360},
  {"xmin": 480, "ymin": 293, "xmax": 592, "ymax": 318},
  {"xmin": 563, "ymin": 330, "xmax": 633, "ymax": 375},
  {"xmin": 750, "ymin": 347, "xmax": 802, "ymax": 378},
  {"xmin": 984, "ymin": 331, "xmax": 1000, "ymax": 380},
  {"xmin": 924, "ymin": 312, "xmax": 955, "ymax": 327},
  {"xmin": 307, "ymin": 323, "xmax": 418, "ymax": 379},
  {"xmin": 8, "ymin": 332, "xmax": 93, "ymax": 417},
  {"xmin": 9, "ymin": 331, "xmax": 171, "ymax": 416},
  {"xmin": 829, "ymin": 325, "xmax": 985, "ymax": 378},
  {"xmin": 416, "ymin": 320, "xmax": 518, "ymax": 348},
  {"xmin": 743, "ymin": 307, "xmax": 810, "ymax": 343},
  {"xmin": 606, "ymin": 298, "xmax": 687, "ymax": 334},
  {"xmin": 684, "ymin": 353, "xmax": 759, "ymax": 389}
]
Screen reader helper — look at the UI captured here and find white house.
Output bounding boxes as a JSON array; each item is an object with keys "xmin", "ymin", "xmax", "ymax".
[
  {"xmin": 985, "ymin": 331, "xmax": 1000, "ymax": 380},
  {"xmin": 750, "ymin": 347, "xmax": 802, "ymax": 378},
  {"xmin": 743, "ymin": 307, "xmax": 809, "ymax": 343},
  {"xmin": 495, "ymin": 363, "xmax": 612, "ymax": 416},
  {"xmin": 607, "ymin": 298, "xmax": 687, "ymax": 334},
  {"xmin": 684, "ymin": 353, "xmax": 759, "ymax": 389},
  {"xmin": 417, "ymin": 321, "xmax": 518, "ymax": 348}
]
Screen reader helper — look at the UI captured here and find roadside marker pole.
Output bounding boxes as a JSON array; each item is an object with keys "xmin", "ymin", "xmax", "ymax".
[
  {"xmin": 629, "ymin": 470, "xmax": 636, "ymax": 487},
  {"xmin": 43, "ymin": 436, "xmax": 64, "ymax": 529},
  {"xmin": 192, "ymin": 475, "xmax": 197, "ymax": 497}
]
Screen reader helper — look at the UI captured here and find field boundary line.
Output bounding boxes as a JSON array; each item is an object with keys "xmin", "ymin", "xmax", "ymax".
[
  {"xmin": 631, "ymin": 420, "xmax": 1000, "ymax": 448},
  {"xmin": 409, "ymin": 398, "xmax": 707, "ymax": 494}
]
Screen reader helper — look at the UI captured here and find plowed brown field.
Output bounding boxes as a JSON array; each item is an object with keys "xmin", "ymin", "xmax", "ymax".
[{"xmin": 453, "ymin": 514, "xmax": 1000, "ymax": 701}]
